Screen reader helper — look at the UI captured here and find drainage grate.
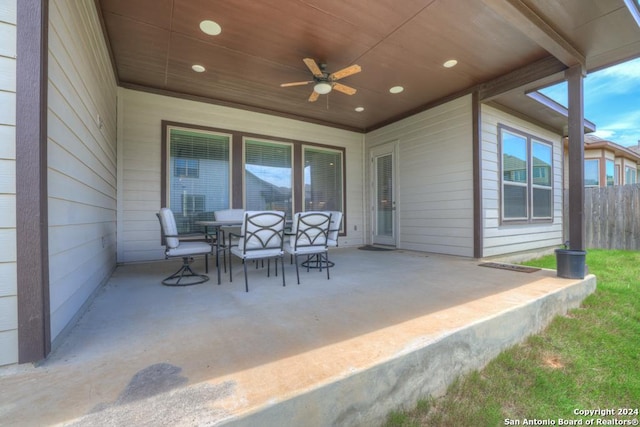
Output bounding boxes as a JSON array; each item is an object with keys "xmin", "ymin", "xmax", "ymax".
[{"xmin": 479, "ymin": 262, "xmax": 540, "ymax": 273}]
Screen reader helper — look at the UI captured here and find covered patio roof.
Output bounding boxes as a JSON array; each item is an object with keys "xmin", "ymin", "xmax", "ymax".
[
  {"xmin": 96, "ymin": 0, "xmax": 640, "ymax": 132},
  {"xmin": 0, "ymin": 248, "xmax": 595, "ymax": 425}
]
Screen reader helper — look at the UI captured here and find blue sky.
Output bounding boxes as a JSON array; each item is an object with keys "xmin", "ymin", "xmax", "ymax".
[{"xmin": 539, "ymin": 56, "xmax": 640, "ymax": 148}]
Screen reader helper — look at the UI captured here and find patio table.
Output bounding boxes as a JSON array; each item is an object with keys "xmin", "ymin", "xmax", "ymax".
[
  {"xmin": 197, "ymin": 219, "xmax": 296, "ymax": 284},
  {"xmin": 196, "ymin": 220, "xmax": 243, "ymax": 284}
]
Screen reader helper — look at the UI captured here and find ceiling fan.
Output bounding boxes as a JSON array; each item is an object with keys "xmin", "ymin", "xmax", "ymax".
[{"xmin": 280, "ymin": 58, "xmax": 361, "ymax": 102}]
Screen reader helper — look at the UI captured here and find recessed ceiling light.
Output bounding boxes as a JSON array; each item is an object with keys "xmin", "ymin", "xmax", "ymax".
[
  {"xmin": 389, "ymin": 86, "xmax": 404, "ymax": 94},
  {"xmin": 192, "ymin": 64, "xmax": 205, "ymax": 73},
  {"xmin": 200, "ymin": 20, "xmax": 222, "ymax": 36},
  {"xmin": 443, "ymin": 59, "xmax": 458, "ymax": 68},
  {"xmin": 355, "ymin": 106, "xmax": 364, "ymax": 112}
]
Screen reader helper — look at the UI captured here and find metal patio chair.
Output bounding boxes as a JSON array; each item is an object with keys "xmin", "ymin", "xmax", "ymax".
[
  {"xmin": 229, "ymin": 210, "xmax": 286, "ymax": 292},
  {"xmin": 284, "ymin": 211, "xmax": 331, "ymax": 284},
  {"xmin": 156, "ymin": 207, "xmax": 214, "ymax": 286},
  {"xmin": 324, "ymin": 210, "xmax": 343, "ymax": 268},
  {"xmin": 213, "ymin": 208, "xmax": 245, "ymax": 271}
]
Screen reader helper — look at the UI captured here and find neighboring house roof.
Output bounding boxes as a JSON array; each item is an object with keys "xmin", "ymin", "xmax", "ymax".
[
  {"xmin": 628, "ymin": 145, "xmax": 640, "ymax": 156},
  {"xmin": 580, "ymin": 135, "xmax": 640, "ymax": 163},
  {"xmin": 562, "ymin": 135, "xmax": 640, "ymax": 164}
]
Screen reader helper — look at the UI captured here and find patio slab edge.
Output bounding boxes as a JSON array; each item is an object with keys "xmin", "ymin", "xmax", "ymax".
[{"xmin": 221, "ymin": 275, "xmax": 596, "ymax": 427}]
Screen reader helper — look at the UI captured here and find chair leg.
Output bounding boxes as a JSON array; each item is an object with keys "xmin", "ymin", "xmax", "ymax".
[
  {"xmin": 281, "ymin": 255, "xmax": 286, "ymax": 287},
  {"xmin": 162, "ymin": 257, "xmax": 209, "ymax": 286},
  {"xmin": 214, "ymin": 249, "xmax": 221, "ymax": 285},
  {"xmin": 243, "ymin": 260, "xmax": 249, "ymax": 292},
  {"xmin": 223, "ymin": 250, "xmax": 227, "ymax": 273},
  {"xmin": 325, "ymin": 251, "xmax": 330, "ymax": 280},
  {"xmin": 229, "ymin": 254, "xmax": 233, "ymax": 282},
  {"xmin": 205, "ymin": 254, "xmax": 209, "ymax": 273},
  {"xmin": 294, "ymin": 254, "xmax": 300, "ymax": 285}
]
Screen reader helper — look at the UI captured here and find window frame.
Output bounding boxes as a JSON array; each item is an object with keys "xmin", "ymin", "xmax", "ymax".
[
  {"xmin": 584, "ymin": 159, "xmax": 600, "ymax": 187},
  {"xmin": 161, "ymin": 121, "xmax": 347, "ymax": 234},
  {"xmin": 163, "ymin": 124, "xmax": 233, "ymax": 213},
  {"xmin": 302, "ymin": 145, "xmax": 344, "ymax": 214},
  {"xmin": 625, "ymin": 165, "xmax": 637, "ymax": 185},
  {"xmin": 242, "ymin": 137, "xmax": 294, "ymax": 219},
  {"xmin": 499, "ymin": 124, "xmax": 554, "ymax": 225},
  {"xmin": 605, "ymin": 159, "xmax": 615, "ymax": 186}
]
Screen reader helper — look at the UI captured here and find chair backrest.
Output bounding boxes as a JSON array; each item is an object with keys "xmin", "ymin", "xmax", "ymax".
[
  {"xmin": 158, "ymin": 208, "xmax": 180, "ymax": 249},
  {"xmin": 290, "ymin": 212, "xmax": 331, "ymax": 250},
  {"xmin": 214, "ymin": 209, "xmax": 245, "ymax": 222},
  {"xmin": 326, "ymin": 211, "xmax": 343, "ymax": 245},
  {"xmin": 239, "ymin": 211, "xmax": 285, "ymax": 253}
]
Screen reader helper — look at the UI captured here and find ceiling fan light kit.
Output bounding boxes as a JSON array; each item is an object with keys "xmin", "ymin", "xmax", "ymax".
[
  {"xmin": 281, "ymin": 58, "xmax": 361, "ymax": 102},
  {"xmin": 314, "ymin": 82, "xmax": 332, "ymax": 94}
]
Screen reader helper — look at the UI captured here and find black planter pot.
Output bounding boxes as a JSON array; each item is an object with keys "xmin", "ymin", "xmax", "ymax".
[{"xmin": 555, "ymin": 249, "xmax": 587, "ymax": 279}]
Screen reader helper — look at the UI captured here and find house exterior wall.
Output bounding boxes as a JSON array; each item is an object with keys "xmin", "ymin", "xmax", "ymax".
[
  {"xmin": 117, "ymin": 88, "xmax": 364, "ymax": 263},
  {"xmin": 0, "ymin": 0, "xmax": 18, "ymax": 366},
  {"xmin": 619, "ymin": 157, "xmax": 639, "ymax": 184},
  {"xmin": 365, "ymin": 96, "xmax": 474, "ymax": 257},
  {"xmin": 563, "ymin": 146, "xmax": 640, "ymax": 188},
  {"xmin": 481, "ymin": 104, "xmax": 564, "ymax": 258},
  {"xmin": 48, "ymin": 0, "xmax": 117, "ymax": 340}
]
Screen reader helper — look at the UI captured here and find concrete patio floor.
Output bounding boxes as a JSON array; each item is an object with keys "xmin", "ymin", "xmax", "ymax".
[{"xmin": 0, "ymin": 248, "xmax": 595, "ymax": 426}]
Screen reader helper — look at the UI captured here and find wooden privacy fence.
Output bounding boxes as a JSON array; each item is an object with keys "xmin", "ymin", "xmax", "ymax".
[{"xmin": 564, "ymin": 185, "xmax": 640, "ymax": 250}]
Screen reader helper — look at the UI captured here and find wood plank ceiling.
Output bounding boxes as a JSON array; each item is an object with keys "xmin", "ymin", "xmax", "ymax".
[{"xmin": 97, "ymin": 0, "xmax": 640, "ymax": 132}]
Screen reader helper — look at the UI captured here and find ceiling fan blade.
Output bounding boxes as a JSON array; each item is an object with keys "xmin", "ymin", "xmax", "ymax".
[
  {"xmin": 280, "ymin": 81, "xmax": 313, "ymax": 87},
  {"xmin": 332, "ymin": 83, "xmax": 357, "ymax": 95},
  {"xmin": 329, "ymin": 64, "xmax": 361, "ymax": 81},
  {"xmin": 308, "ymin": 91, "xmax": 319, "ymax": 102},
  {"xmin": 303, "ymin": 58, "xmax": 324, "ymax": 78}
]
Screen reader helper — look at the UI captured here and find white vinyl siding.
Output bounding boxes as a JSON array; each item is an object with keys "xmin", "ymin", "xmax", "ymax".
[
  {"xmin": 48, "ymin": 0, "xmax": 117, "ymax": 340},
  {"xmin": 0, "ymin": 0, "xmax": 18, "ymax": 366},
  {"xmin": 482, "ymin": 104, "xmax": 563, "ymax": 257},
  {"xmin": 118, "ymin": 89, "xmax": 365, "ymax": 263},
  {"xmin": 365, "ymin": 96, "xmax": 474, "ymax": 257}
]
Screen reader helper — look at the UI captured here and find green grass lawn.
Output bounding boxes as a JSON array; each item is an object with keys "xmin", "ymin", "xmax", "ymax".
[{"xmin": 384, "ymin": 249, "xmax": 640, "ymax": 427}]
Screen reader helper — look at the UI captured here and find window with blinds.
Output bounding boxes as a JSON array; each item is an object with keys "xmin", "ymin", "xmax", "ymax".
[
  {"xmin": 303, "ymin": 147, "xmax": 343, "ymax": 213},
  {"xmin": 502, "ymin": 130, "xmax": 528, "ymax": 220},
  {"xmin": 500, "ymin": 125, "xmax": 554, "ymax": 223},
  {"xmin": 162, "ymin": 123, "xmax": 347, "ymax": 233},
  {"xmin": 168, "ymin": 128, "xmax": 230, "ymax": 233},
  {"xmin": 244, "ymin": 139, "xmax": 293, "ymax": 219},
  {"xmin": 531, "ymin": 140, "xmax": 552, "ymax": 218}
]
